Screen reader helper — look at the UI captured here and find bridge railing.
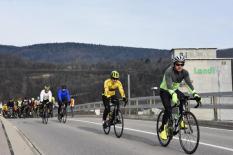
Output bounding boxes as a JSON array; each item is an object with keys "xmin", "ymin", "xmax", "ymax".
[{"xmin": 72, "ymin": 91, "xmax": 233, "ymax": 121}]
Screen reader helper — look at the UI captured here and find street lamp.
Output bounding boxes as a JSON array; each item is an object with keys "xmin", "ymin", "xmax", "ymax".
[{"xmin": 151, "ymin": 87, "xmax": 158, "ymax": 96}]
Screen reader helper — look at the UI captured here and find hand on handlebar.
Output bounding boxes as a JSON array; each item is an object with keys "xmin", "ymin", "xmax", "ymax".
[
  {"xmin": 172, "ymin": 93, "xmax": 179, "ymax": 105},
  {"xmin": 193, "ymin": 93, "xmax": 201, "ymax": 102},
  {"xmin": 123, "ymin": 97, "xmax": 128, "ymax": 107},
  {"xmin": 193, "ymin": 93, "xmax": 201, "ymax": 108}
]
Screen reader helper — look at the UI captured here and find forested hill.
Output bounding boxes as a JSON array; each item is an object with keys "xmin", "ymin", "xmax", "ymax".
[
  {"xmin": 217, "ymin": 48, "xmax": 233, "ymax": 58},
  {"xmin": 0, "ymin": 43, "xmax": 171, "ymax": 103},
  {"xmin": 0, "ymin": 43, "xmax": 170, "ymax": 63}
]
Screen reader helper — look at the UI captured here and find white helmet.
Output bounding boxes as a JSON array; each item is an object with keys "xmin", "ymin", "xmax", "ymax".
[{"xmin": 172, "ymin": 55, "xmax": 185, "ymax": 63}]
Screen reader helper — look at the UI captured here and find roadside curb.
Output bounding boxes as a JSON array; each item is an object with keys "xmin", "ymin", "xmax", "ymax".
[
  {"xmin": 0, "ymin": 116, "xmax": 41, "ymax": 155},
  {"xmin": 0, "ymin": 119, "xmax": 14, "ymax": 155}
]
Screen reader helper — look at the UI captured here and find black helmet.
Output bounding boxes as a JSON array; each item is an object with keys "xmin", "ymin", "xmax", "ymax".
[{"xmin": 61, "ymin": 85, "xmax": 67, "ymax": 90}]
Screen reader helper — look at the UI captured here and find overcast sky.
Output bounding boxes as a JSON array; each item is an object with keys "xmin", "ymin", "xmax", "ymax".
[{"xmin": 0, "ymin": 0, "xmax": 232, "ymax": 49}]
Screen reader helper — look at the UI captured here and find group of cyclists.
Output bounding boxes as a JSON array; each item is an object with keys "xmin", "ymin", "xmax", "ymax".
[
  {"xmin": 1, "ymin": 55, "xmax": 202, "ymax": 150},
  {"xmin": 0, "ymin": 85, "xmax": 75, "ymax": 120},
  {"xmin": 1, "ymin": 97, "xmax": 40, "ymax": 118}
]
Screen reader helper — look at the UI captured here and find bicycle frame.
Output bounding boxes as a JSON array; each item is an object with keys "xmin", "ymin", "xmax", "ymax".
[{"xmin": 169, "ymin": 96, "xmax": 200, "ymax": 136}]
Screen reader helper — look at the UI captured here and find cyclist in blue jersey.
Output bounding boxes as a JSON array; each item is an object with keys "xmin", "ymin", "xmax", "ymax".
[{"xmin": 57, "ymin": 85, "xmax": 71, "ymax": 116}]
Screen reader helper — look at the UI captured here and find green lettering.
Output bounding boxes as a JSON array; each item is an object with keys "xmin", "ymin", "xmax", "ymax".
[{"xmin": 194, "ymin": 67, "xmax": 216, "ymax": 75}]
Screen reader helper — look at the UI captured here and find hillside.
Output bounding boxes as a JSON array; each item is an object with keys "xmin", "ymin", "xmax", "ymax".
[
  {"xmin": 0, "ymin": 43, "xmax": 170, "ymax": 63},
  {"xmin": 217, "ymin": 48, "xmax": 233, "ymax": 58},
  {"xmin": 0, "ymin": 43, "xmax": 170, "ymax": 103}
]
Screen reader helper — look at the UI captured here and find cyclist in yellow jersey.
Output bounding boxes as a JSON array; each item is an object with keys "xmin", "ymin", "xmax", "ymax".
[
  {"xmin": 102, "ymin": 71, "xmax": 128, "ymax": 127},
  {"xmin": 70, "ymin": 97, "xmax": 75, "ymax": 117}
]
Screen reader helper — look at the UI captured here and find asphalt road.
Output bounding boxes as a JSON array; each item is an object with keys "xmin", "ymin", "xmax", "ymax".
[{"xmin": 8, "ymin": 116, "xmax": 233, "ymax": 155}]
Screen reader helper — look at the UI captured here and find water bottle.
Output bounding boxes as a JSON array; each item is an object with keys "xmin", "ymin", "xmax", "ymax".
[
  {"xmin": 172, "ymin": 113, "xmax": 179, "ymax": 128},
  {"xmin": 109, "ymin": 112, "xmax": 112, "ymax": 120}
]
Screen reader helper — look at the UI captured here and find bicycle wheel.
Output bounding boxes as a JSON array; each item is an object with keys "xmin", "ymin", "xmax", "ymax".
[
  {"xmin": 103, "ymin": 113, "xmax": 111, "ymax": 135},
  {"xmin": 156, "ymin": 110, "xmax": 172, "ymax": 147},
  {"xmin": 44, "ymin": 108, "xmax": 48, "ymax": 124},
  {"xmin": 179, "ymin": 111, "xmax": 200, "ymax": 154},
  {"xmin": 114, "ymin": 109, "xmax": 124, "ymax": 138},
  {"xmin": 42, "ymin": 109, "xmax": 45, "ymax": 124},
  {"xmin": 62, "ymin": 109, "xmax": 67, "ymax": 123}
]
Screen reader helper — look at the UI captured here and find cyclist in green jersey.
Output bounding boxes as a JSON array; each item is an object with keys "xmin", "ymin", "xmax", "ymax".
[{"xmin": 159, "ymin": 55, "xmax": 201, "ymax": 140}]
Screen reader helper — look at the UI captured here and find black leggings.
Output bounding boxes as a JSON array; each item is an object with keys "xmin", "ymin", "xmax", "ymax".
[
  {"xmin": 58, "ymin": 101, "xmax": 68, "ymax": 115},
  {"xmin": 102, "ymin": 95, "xmax": 119, "ymax": 121},
  {"xmin": 160, "ymin": 89, "xmax": 186, "ymax": 129}
]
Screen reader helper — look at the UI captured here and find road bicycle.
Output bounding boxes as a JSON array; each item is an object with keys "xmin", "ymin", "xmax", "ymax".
[
  {"xmin": 42, "ymin": 100, "xmax": 50, "ymax": 124},
  {"xmin": 156, "ymin": 96, "xmax": 201, "ymax": 154},
  {"xmin": 103, "ymin": 99, "xmax": 126, "ymax": 138},
  {"xmin": 58, "ymin": 102, "xmax": 67, "ymax": 123}
]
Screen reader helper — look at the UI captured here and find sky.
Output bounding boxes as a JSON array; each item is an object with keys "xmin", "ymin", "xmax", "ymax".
[{"xmin": 0, "ymin": 0, "xmax": 233, "ymax": 49}]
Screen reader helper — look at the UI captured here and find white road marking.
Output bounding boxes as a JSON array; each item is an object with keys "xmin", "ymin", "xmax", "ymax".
[
  {"xmin": 201, "ymin": 126, "xmax": 233, "ymax": 132},
  {"xmin": 70, "ymin": 118, "xmax": 233, "ymax": 152}
]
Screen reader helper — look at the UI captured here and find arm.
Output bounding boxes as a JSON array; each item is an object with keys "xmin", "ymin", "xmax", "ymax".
[
  {"xmin": 118, "ymin": 81, "xmax": 126, "ymax": 98},
  {"xmin": 67, "ymin": 90, "xmax": 71, "ymax": 102},
  {"xmin": 104, "ymin": 80, "xmax": 111, "ymax": 98},
  {"xmin": 40, "ymin": 90, "xmax": 44, "ymax": 102},
  {"xmin": 164, "ymin": 70, "xmax": 175, "ymax": 95},
  {"xmin": 184, "ymin": 71, "xmax": 195, "ymax": 94},
  {"xmin": 58, "ymin": 89, "xmax": 62, "ymax": 102},
  {"xmin": 48, "ymin": 91, "xmax": 52, "ymax": 102}
]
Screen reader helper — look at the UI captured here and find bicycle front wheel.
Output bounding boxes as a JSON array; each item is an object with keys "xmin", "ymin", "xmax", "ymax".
[
  {"xmin": 43, "ymin": 109, "xmax": 48, "ymax": 124},
  {"xmin": 114, "ymin": 109, "xmax": 124, "ymax": 138},
  {"xmin": 156, "ymin": 110, "xmax": 172, "ymax": 147},
  {"xmin": 62, "ymin": 109, "xmax": 67, "ymax": 123},
  {"xmin": 179, "ymin": 111, "xmax": 200, "ymax": 154}
]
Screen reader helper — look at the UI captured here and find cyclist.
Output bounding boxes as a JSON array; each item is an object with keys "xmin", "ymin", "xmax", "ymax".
[
  {"xmin": 0, "ymin": 101, "xmax": 2, "ymax": 115},
  {"xmin": 40, "ymin": 86, "xmax": 52, "ymax": 117},
  {"xmin": 70, "ymin": 97, "xmax": 75, "ymax": 117},
  {"xmin": 102, "ymin": 71, "xmax": 128, "ymax": 127},
  {"xmin": 2, "ymin": 102, "xmax": 8, "ymax": 117},
  {"xmin": 159, "ymin": 55, "xmax": 201, "ymax": 140},
  {"xmin": 51, "ymin": 96, "xmax": 56, "ymax": 117},
  {"xmin": 7, "ymin": 99, "xmax": 15, "ymax": 117},
  {"xmin": 57, "ymin": 85, "xmax": 70, "ymax": 117}
]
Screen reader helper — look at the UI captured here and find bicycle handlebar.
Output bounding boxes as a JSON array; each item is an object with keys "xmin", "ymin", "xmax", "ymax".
[
  {"xmin": 110, "ymin": 98, "xmax": 127, "ymax": 107},
  {"xmin": 172, "ymin": 96, "xmax": 201, "ymax": 109}
]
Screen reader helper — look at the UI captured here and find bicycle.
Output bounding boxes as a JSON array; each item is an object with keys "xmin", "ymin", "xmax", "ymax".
[
  {"xmin": 156, "ymin": 96, "xmax": 201, "ymax": 154},
  {"xmin": 41, "ymin": 101, "xmax": 50, "ymax": 124},
  {"xmin": 103, "ymin": 99, "xmax": 126, "ymax": 138},
  {"xmin": 58, "ymin": 102, "xmax": 67, "ymax": 123}
]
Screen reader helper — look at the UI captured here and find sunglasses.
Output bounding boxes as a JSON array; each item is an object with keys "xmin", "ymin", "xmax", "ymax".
[
  {"xmin": 175, "ymin": 63, "xmax": 184, "ymax": 67},
  {"xmin": 112, "ymin": 78, "xmax": 118, "ymax": 80}
]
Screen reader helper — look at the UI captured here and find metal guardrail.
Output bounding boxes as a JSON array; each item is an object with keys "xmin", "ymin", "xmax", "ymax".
[{"xmin": 73, "ymin": 91, "xmax": 233, "ymax": 121}]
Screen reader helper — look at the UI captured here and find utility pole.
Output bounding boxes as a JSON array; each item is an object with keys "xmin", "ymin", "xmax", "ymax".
[
  {"xmin": 127, "ymin": 74, "xmax": 131, "ymax": 115},
  {"xmin": 127, "ymin": 74, "xmax": 131, "ymax": 99}
]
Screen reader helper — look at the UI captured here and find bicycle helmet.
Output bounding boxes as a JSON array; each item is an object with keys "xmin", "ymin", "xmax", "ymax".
[
  {"xmin": 44, "ymin": 85, "xmax": 50, "ymax": 91},
  {"xmin": 111, "ymin": 70, "xmax": 120, "ymax": 79},
  {"xmin": 61, "ymin": 85, "xmax": 67, "ymax": 90},
  {"xmin": 172, "ymin": 55, "xmax": 185, "ymax": 63}
]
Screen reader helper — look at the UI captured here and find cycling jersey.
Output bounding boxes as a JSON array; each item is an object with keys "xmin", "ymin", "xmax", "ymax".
[
  {"xmin": 2, "ymin": 104, "xmax": 8, "ymax": 111},
  {"xmin": 7, "ymin": 101, "xmax": 14, "ymax": 108},
  {"xmin": 57, "ymin": 89, "xmax": 71, "ymax": 103},
  {"xmin": 160, "ymin": 66, "xmax": 195, "ymax": 95},
  {"xmin": 70, "ymin": 98, "xmax": 75, "ymax": 107},
  {"xmin": 103, "ymin": 79, "xmax": 126, "ymax": 98},
  {"xmin": 40, "ymin": 90, "xmax": 52, "ymax": 102}
]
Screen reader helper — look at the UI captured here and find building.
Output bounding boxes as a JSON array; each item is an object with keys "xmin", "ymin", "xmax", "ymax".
[
  {"xmin": 171, "ymin": 48, "xmax": 233, "ymax": 121},
  {"xmin": 171, "ymin": 48, "xmax": 232, "ymax": 93}
]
